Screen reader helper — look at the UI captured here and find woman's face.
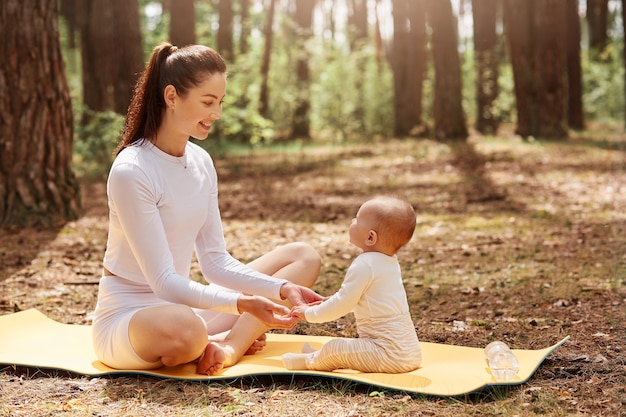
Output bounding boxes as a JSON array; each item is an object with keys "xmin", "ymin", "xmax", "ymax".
[{"xmin": 174, "ymin": 72, "xmax": 227, "ymax": 140}]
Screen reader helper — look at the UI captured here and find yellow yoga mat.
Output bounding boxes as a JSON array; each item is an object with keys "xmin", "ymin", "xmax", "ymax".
[{"xmin": 0, "ymin": 309, "xmax": 568, "ymax": 396}]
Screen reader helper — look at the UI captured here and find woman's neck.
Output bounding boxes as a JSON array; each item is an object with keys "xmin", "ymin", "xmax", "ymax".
[{"xmin": 152, "ymin": 125, "xmax": 188, "ymax": 156}]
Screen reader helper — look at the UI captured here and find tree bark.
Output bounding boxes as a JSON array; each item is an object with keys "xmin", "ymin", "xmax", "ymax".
[
  {"xmin": 503, "ymin": 0, "xmax": 535, "ymax": 137},
  {"xmin": 169, "ymin": 0, "xmax": 196, "ymax": 47},
  {"xmin": 504, "ymin": 0, "xmax": 567, "ymax": 138},
  {"xmin": 390, "ymin": 0, "xmax": 427, "ymax": 137},
  {"xmin": 623, "ymin": 0, "xmax": 626, "ymax": 129},
  {"xmin": 240, "ymin": 0, "xmax": 251, "ymax": 55},
  {"xmin": 79, "ymin": 0, "xmax": 115, "ymax": 112},
  {"xmin": 291, "ymin": 0, "xmax": 316, "ymax": 139},
  {"xmin": 218, "ymin": 0, "xmax": 235, "ymax": 63},
  {"xmin": 0, "ymin": 0, "xmax": 81, "ymax": 227},
  {"xmin": 533, "ymin": 0, "xmax": 568, "ymax": 138},
  {"xmin": 426, "ymin": 0, "xmax": 467, "ymax": 139},
  {"xmin": 111, "ymin": 0, "xmax": 144, "ymax": 115},
  {"xmin": 259, "ymin": 0, "xmax": 276, "ymax": 118},
  {"xmin": 566, "ymin": 0, "xmax": 584, "ymax": 130},
  {"xmin": 587, "ymin": 0, "xmax": 609, "ymax": 59},
  {"xmin": 472, "ymin": 0, "xmax": 500, "ymax": 134}
]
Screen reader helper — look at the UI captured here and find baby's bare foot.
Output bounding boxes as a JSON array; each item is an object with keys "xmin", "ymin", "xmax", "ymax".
[
  {"xmin": 196, "ymin": 342, "xmax": 226, "ymax": 375},
  {"xmin": 245, "ymin": 333, "xmax": 267, "ymax": 355}
]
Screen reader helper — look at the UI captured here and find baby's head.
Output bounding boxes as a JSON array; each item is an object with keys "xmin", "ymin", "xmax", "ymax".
[{"xmin": 350, "ymin": 196, "xmax": 416, "ymax": 255}]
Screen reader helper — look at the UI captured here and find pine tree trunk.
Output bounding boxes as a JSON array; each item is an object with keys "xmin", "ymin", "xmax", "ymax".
[
  {"xmin": 472, "ymin": 0, "xmax": 500, "ymax": 134},
  {"xmin": 391, "ymin": 0, "xmax": 427, "ymax": 137},
  {"xmin": 587, "ymin": 0, "xmax": 609, "ymax": 59},
  {"xmin": 111, "ymin": 0, "xmax": 144, "ymax": 115},
  {"xmin": 259, "ymin": 0, "xmax": 276, "ymax": 118},
  {"xmin": 79, "ymin": 0, "xmax": 115, "ymax": 112},
  {"xmin": 0, "ymin": 0, "xmax": 81, "ymax": 227},
  {"xmin": 218, "ymin": 0, "xmax": 234, "ymax": 63},
  {"xmin": 169, "ymin": 0, "xmax": 196, "ymax": 48},
  {"xmin": 426, "ymin": 0, "xmax": 468, "ymax": 139},
  {"xmin": 291, "ymin": 0, "xmax": 316, "ymax": 139},
  {"xmin": 566, "ymin": 0, "xmax": 584, "ymax": 130},
  {"xmin": 534, "ymin": 0, "xmax": 568, "ymax": 138},
  {"xmin": 503, "ymin": 0, "xmax": 535, "ymax": 137},
  {"xmin": 240, "ymin": 0, "xmax": 251, "ymax": 55},
  {"xmin": 505, "ymin": 0, "xmax": 568, "ymax": 138}
]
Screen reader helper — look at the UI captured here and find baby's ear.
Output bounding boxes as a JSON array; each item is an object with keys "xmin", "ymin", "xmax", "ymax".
[{"xmin": 366, "ymin": 230, "xmax": 378, "ymax": 246}]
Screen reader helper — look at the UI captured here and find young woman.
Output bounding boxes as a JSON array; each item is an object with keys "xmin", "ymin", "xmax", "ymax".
[{"xmin": 92, "ymin": 42, "xmax": 322, "ymax": 376}]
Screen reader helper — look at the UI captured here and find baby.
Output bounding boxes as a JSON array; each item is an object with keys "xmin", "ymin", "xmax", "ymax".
[{"xmin": 282, "ymin": 196, "xmax": 421, "ymax": 373}]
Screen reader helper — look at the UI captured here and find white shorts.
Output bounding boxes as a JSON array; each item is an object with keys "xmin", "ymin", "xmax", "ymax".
[{"xmin": 92, "ymin": 275, "xmax": 239, "ymax": 370}]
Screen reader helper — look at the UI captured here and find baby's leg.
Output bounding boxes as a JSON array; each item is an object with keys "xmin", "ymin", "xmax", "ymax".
[
  {"xmin": 281, "ymin": 343, "xmax": 318, "ymax": 370},
  {"xmin": 306, "ymin": 338, "xmax": 387, "ymax": 372}
]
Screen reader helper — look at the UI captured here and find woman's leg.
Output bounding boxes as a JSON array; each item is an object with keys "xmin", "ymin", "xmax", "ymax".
[
  {"xmin": 197, "ymin": 242, "xmax": 321, "ymax": 374},
  {"xmin": 128, "ymin": 304, "xmax": 210, "ymax": 367}
]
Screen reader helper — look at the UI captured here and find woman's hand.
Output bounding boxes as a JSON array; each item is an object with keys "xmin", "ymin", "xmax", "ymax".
[
  {"xmin": 280, "ymin": 282, "xmax": 325, "ymax": 307},
  {"xmin": 236, "ymin": 295, "xmax": 299, "ymax": 328}
]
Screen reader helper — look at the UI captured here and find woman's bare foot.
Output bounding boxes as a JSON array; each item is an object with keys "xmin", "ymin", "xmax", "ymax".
[
  {"xmin": 196, "ymin": 342, "xmax": 226, "ymax": 375},
  {"xmin": 245, "ymin": 333, "xmax": 267, "ymax": 355}
]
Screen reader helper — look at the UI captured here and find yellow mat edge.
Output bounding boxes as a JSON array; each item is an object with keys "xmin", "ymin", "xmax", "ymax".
[{"xmin": 0, "ymin": 309, "xmax": 570, "ymax": 396}]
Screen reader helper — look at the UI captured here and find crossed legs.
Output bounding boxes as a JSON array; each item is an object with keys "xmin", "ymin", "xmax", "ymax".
[{"xmin": 127, "ymin": 242, "xmax": 321, "ymax": 374}]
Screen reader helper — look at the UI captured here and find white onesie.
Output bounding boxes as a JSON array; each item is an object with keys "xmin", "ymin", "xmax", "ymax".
[
  {"xmin": 92, "ymin": 139, "xmax": 287, "ymax": 369},
  {"xmin": 303, "ymin": 251, "xmax": 421, "ymax": 373}
]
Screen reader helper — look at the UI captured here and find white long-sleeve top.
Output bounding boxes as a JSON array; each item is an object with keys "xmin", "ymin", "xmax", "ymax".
[
  {"xmin": 304, "ymin": 251, "xmax": 411, "ymax": 324},
  {"xmin": 102, "ymin": 139, "xmax": 287, "ymax": 315}
]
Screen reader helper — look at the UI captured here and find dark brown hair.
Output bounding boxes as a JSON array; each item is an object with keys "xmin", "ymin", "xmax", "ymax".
[{"xmin": 114, "ymin": 42, "xmax": 227, "ymax": 155}]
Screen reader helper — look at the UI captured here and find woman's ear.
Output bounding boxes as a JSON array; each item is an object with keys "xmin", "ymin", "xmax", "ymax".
[
  {"xmin": 366, "ymin": 230, "xmax": 378, "ymax": 246},
  {"xmin": 164, "ymin": 85, "xmax": 177, "ymax": 109}
]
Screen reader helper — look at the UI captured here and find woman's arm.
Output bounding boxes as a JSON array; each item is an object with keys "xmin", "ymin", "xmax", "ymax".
[{"xmin": 108, "ymin": 161, "xmax": 239, "ymax": 313}]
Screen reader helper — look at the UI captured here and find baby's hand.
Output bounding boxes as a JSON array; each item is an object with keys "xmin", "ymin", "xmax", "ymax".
[{"xmin": 289, "ymin": 304, "xmax": 308, "ymax": 320}]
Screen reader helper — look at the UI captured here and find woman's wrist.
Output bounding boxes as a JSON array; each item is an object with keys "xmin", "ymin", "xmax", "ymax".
[
  {"xmin": 236, "ymin": 294, "xmax": 254, "ymax": 314},
  {"xmin": 279, "ymin": 282, "xmax": 293, "ymax": 300}
]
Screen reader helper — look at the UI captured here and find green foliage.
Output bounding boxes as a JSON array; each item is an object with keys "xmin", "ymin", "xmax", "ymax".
[
  {"xmin": 60, "ymin": 3, "xmax": 626, "ymax": 180},
  {"xmin": 310, "ymin": 44, "xmax": 394, "ymax": 142},
  {"xmin": 72, "ymin": 107, "xmax": 124, "ymax": 179},
  {"xmin": 582, "ymin": 42, "xmax": 625, "ymax": 122}
]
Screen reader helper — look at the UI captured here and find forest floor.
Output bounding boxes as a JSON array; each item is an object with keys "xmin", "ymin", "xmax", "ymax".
[{"xmin": 0, "ymin": 125, "xmax": 625, "ymax": 416}]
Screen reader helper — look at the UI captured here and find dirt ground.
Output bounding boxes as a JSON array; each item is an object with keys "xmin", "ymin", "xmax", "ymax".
[{"xmin": 1, "ymin": 128, "xmax": 625, "ymax": 416}]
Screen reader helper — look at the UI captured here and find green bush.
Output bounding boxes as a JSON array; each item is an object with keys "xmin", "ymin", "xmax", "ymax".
[{"xmin": 72, "ymin": 107, "xmax": 124, "ymax": 179}]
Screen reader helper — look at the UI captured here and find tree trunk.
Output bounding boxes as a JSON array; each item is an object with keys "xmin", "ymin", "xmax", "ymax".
[
  {"xmin": 79, "ymin": 0, "xmax": 115, "ymax": 112},
  {"xmin": 390, "ymin": 0, "xmax": 427, "ymax": 137},
  {"xmin": 472, "ymin": 0, "xmax": 500, "ymax": 134},
  {"xmin": 533, "ymin": 0, "xmax": 568, "ymax": 138},
  {"xmin": 566, "ymin": 0, "xmax": 584, "ymax": 130},
  {"xmin": 169, "ymin": 0, "xmax": 196, "ymax": 47},
  {"xmin": 504, "ymin": 0, "xmax": 568, "ymax": 138},
  {"xmin": 291, "ymin": 0, "xmax": 316, "ymax": 140},
  {"xmin": 426, "ymin": 0, "xmax": 467, "ymax": 139},
  {"xmin": 240, "ymin": 0, "xmax": 251, "ymax": 55},
  {"xmin": 347, "ymin": 0, "xmax": 368, "ymax": 49},
  {"xmin": 259, "ymin": 0, "xmax": 276, "ymax": 118},
  {"xmin": 623, "ymin": 0, "xmax": 626, "ymax": 129},
  {"xmin": 218, "ymin": 0, "xmax": 234, "ymax": 63},
  {"xmin": 347, "ymin": 0, "xmax": 369, "ymax": 133},
  {"xmin": 111, "ymin": 0, "xmax": 144, "ymax": 115},
  {"xmin": 0, "ymin": 0, "xmax": 81, "ymax": 227},
  {"xmin": 587, "ymin": 0, "xmax": 609, "ymax": 59},
  {"xmin": 503, "ymin": 0, "xmax": 534, "ymax": 137}
]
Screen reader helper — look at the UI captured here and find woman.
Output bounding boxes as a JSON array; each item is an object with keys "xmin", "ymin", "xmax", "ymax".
[{"xmin": 92, "ymin": 42, "xmax": 322, "ymax": 376}]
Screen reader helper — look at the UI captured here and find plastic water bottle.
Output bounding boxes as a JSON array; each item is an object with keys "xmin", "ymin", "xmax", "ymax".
[{"xmin": 484, "ymin": 341, "xmax": 520, "ymax": 381}]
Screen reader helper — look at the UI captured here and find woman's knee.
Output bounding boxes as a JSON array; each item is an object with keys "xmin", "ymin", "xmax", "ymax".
[
  {"xmin": 287, "ymin": 242, "xmax": 321, "ymax": 280},
  {"xmin": 131, "ymin": 305, "xmax": 207, "ymax": 366},
  {"xmin": 285, "ymin": 242, "xmax": 321, "ymax": 266}
]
